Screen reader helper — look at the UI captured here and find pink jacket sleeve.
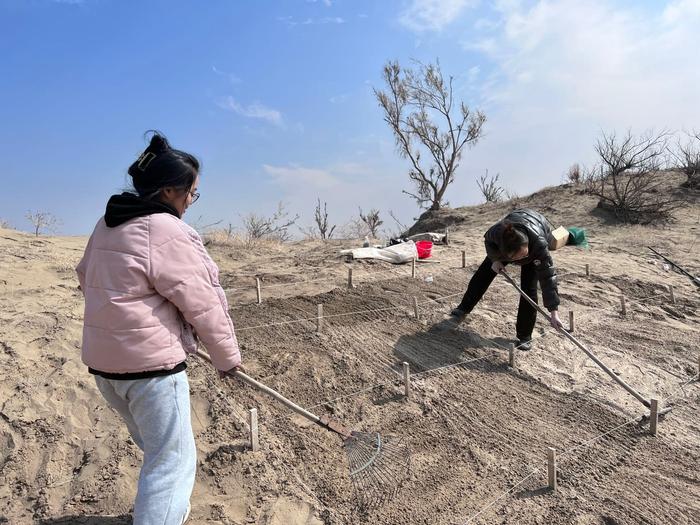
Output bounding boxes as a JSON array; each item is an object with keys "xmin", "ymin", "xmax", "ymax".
[
  {"xmin": 76, "ymin": 233, "xmax": 94, "ymax": 293},
  {"xmin": 149, "ymin": 228, "xmax": 241, "ymax": 371}
]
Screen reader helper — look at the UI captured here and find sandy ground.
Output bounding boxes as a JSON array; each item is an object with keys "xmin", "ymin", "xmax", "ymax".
[{"xmin": 1, "ymin": 173, "xmax": 698, "ymax": 524}]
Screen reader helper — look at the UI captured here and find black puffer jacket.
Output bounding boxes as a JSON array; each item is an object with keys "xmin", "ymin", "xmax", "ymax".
[{"xmin": 484, "ymin": 209, "xmax": 560, "ymax": 311}]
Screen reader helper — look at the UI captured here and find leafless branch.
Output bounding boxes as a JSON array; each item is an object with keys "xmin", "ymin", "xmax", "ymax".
[
  {"xmin": 358, "ymin": 207, "xmax": 383, "ymax": 238},
  {"xmin": 374, "ymin": 59, "xmax": 486, "ymax": 210},
  {"xmin": 476, "ymin": 170, "xmax": 504, "ymax": 203},
  {"xmin": 584, "ymin": 129, "xmax": 683, "ymax": 224},
  {"xmin": 25, "ymin": 211, "xmax": 59, "ymax": 237},
  {"xmin": 241, "ymin": 202, "xmax": 299, "ymax": 244}
]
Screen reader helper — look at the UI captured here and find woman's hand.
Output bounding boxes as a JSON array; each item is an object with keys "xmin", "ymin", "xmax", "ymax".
[
  {"xmin": 491, "ymin": 261, "xmax": 505, "ymax": 274},
  {"xmin": 549, "ymin": 310, "xmax": 563, "ymax": 329},
  {"xmin": 219, "ymin": 364, "xmax": 245, "ymax": 379}
]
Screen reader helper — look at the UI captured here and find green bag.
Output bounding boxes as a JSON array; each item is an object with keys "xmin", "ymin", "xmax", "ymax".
[{"xmin": 566, "ymin": 227, "xmax": 589, "ymax": 248}]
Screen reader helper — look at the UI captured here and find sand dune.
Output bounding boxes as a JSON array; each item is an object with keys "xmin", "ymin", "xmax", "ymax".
[{"xmin": 1, "ymin": 174, "xmax": 698, "ymax": 524}]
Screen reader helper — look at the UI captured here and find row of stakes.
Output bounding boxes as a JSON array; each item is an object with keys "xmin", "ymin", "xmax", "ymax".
[{"xmin": 246, "ymin": 256, "xmax": 693, "ymax": 492}]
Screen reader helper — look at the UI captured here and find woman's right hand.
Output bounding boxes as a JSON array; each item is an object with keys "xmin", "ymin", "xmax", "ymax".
[
  {"xmin": 219, "ymin": 364, "xmax": 245, "ymax": 379},
  {"xmin": 491, "ymin": 260, "xmax": 505, "ymax": 274}
]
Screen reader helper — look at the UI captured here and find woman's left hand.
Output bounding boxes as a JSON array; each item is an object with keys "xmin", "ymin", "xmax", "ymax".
[{"xmin": 549, "ymin": 310, "xmax": 563, "ymax": 329}]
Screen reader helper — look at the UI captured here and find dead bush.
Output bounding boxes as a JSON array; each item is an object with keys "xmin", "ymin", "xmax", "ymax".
[
  {"xmin": 242, "ymin": 202, "xmax": 299, "ymax": 244},
  {"xmin": 669, "ymin": 131, "xmax": 700, "ymax": 189},
  {"xmin": 584, "ymin": 130, "xmax": 683, "ymax": 224},
  {"xmin": 566, "ymin": 163, "xmax": 581, "ymax": 185},
  {"xmin": 476, "ymin": 170, "xmax": 504, "ymax": 203},
  {"xmin": 359, "ymin": 208, "xmax": 383, "ymax": 238},
  {"xmin": 25, "ymin": 211, "xmax": 59, "ymax": 236}
]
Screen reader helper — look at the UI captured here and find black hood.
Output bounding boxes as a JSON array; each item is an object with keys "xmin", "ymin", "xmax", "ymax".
[{"xmin": 104, "ymin": 192, "xmax": 179, "ymax": 228}]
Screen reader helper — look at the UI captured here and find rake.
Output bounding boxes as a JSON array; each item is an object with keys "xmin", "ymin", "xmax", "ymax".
[
  {"xmin": 196, "ymin": 349, "xmax": 410, "ymax": 509},
  {"xmin": 500, "ymin": 270, "xmax": 672, "ymax": 418}
]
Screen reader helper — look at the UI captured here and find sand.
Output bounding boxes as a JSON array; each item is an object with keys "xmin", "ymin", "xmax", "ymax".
[{"xmin": 1, "ymin": 172, "xmax": 698, "ymax": 524}]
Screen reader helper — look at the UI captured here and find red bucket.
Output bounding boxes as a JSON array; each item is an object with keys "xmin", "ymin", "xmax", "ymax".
[{"xmin": 416, "ymin": 240, "xmax": 433, "ymax": 259}]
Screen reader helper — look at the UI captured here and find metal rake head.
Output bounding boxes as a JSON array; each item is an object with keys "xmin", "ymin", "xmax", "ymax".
[{"xmin": 343, "ymin": 431, "xmax": 410, "ymax": 510}]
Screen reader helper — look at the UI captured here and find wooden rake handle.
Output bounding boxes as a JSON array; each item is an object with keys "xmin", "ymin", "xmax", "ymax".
[
  {"xmin": 500, "ymin": 270, "xmax": 652, "ymax": 409},
  {"xmin": 195, "ymin": 349, "xmax": 321, "ymax": 424}
]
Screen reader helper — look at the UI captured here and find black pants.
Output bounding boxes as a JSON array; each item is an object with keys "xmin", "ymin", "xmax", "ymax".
[{"xmin": 457, "ymin": 257, "xmax": 539, "ymax": 341}]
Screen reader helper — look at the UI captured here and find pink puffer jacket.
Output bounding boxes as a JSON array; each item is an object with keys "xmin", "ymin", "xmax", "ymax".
[{"xmin": 76, "ymin": 213, "xmax": 241, "ymax": 373}]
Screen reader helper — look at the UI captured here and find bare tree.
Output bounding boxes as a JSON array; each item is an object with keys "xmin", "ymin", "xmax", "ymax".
[
  {"xmin": 0, "ymin": 218, "xmax": 13, "ymax": 229},
  {"xmin": 242, "ymin": 202, "xmax": 299, "ymax": 243},
  {"xmin": 359, "ymin": 207, "xmax": 383, "ymax": 238},
  {"xmin": 476, "ymin": 170, "xmax": 504, "ymax": 203},
  {"xmin": 25, "ymin": 211, "xmax": 59, "ymax": 236},
  {"xmin": 585, "ymin": 130, "xmax": 682, "ymax": 224},
  {"xmin": 374, "ymin": 59, "xmax": 486, "ymax": 210},
  {"xmin": 669, "ymin": 131, "xmax": 700, "ymax": 189},
  {"xmin": 313, "ymin": 198, "xmax": 336, "ymax": 240},
  {"xmin": 566, "ymin": 163, "xmax": 581, "ymax": 185}
]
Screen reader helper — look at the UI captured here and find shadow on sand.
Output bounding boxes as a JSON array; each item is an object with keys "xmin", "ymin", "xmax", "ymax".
[{"xmin": 391, "ymin": 318, "xmax": 514, "ymax": 375}]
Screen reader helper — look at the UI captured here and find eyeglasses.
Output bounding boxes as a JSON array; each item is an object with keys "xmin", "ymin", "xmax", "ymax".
[{"xmin": 189, "ymin": 190, "xmax": 200, "ymax": 204}]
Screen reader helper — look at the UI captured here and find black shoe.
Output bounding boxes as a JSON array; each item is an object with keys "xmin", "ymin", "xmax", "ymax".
[
  {"xmin": 450, "ymin": 307, "xmax": 468, "ymax": 323},
  {"xmin": 515, "ymin": 338, "xmax": 532, "ymax": 351}
]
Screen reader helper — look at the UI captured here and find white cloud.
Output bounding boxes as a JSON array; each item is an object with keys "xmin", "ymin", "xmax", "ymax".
[
  {"xmin": 263, "ymin": 164, "xmax": 340, "ymax": 188},
  {"xmin": 217, "ymin": 96, "xmax": 283, "ymax": 127},
  {"xmin": 278, "ymin": 15, "xmax": 345, "ymax": 26},
  {"xmin": 451, "ymin": 0, "xmax": 700, "ymax": 198},
  {"xmin": 399, "ymin": 0, "xmax": 478, "ymax": 32}
]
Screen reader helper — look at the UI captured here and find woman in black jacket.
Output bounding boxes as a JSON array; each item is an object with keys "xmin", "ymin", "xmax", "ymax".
[{"xmin": 450, "ymin": 209, "xmax": 563, "ymax": 350}]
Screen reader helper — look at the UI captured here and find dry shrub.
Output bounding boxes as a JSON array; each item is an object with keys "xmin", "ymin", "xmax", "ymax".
[
  {"xmin": 566, "ymin": 163, "xmax": 581, "ymax": 185},
  {"xmin": 669, "ymin": 131, "xmax": 700, "ymax": 189},
  {"xmin": 584, "ymin": 130, "xmax": 683, "ymax": 224},
  {"xmin": 476, "ymin": 170, "xmax": 504, "ymax": 203}
]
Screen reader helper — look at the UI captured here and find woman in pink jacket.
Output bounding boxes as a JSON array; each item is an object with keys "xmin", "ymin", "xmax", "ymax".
[{"xmin": 76, "ymin": 132, "xmax": 242, "ymax": 525}]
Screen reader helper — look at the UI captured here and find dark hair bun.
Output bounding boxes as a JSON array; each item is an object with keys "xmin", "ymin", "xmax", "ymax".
[
  {"xmin": 126, "ymin": 131, "xmax": 200, "ymax": 200},
  {"xmin": 145, "ymin": 131, "xmax": 171, "ymax": 155}
]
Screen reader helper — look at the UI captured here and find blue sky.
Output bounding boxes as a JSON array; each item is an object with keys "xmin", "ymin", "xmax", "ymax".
[{"xmin": 1, "ymin": 0, "xmax": 699, "ymax": 236}]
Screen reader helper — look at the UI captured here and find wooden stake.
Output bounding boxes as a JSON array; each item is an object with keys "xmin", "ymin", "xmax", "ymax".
[
  {"xmin": 547, "ymin": 447, "xmax": 557, "ymax": 492},
  {"xmin": 585, "ymin": 264, "xmax": 590, "ymax": 277},
  {"xmin": 403, "ymin": 362, "xmax": 411, "ymax": 399},
  {"xmin": 620, "ymin": 295, "xmax": 627, "ymax": 317},
  {"xmin": 462, "ymin": 250, "xmax": 466, "ymax": 268},
  {"xmin": 248, "ymin": 408, "xmax": 259, "ymax": 451},
  {"xmin": 444, "ymin": 227, "xmax": 449, "ymax": 245},
  {"xmin": 509, "ymin": 344, "xmax": 516, "ymax": 368},
  {"xmin": 413, "ymin": 297, "xmax": 419, "ymax": 319},
  {"xmin": 668, "ymin": 285, "xmax": 676, "ymax": 304},
  {"xmin": 347, "ymin": 267, "xmax": 353, "ymax": 289},
  {"xmin": 316, "ymin": 304, "xmax": 323, "ymax": 333},
  {"xmin": 569, "ymin": 311, "xmax": 575, "ymax": 333},
  {"xmin": 256, "ymin": 277, "xmax": 262, "ymax": 304},
  {"xmin": 412, "ymin": 258, "xmax": 416, "ymax": 278},
  {"xmin": 650, "ymin": 398, "xmax": 658, "ymax": 436}
]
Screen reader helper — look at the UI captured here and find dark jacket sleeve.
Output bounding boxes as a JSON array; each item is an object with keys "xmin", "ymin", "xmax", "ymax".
[{"xmin": 531, "ymin": 242, "xmax": 560, "ymax": 311}]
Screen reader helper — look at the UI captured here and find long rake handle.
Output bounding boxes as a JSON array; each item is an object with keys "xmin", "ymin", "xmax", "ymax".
[
  {"xmin": 195, "ymin": 349, "xmax": 321, "ymax": 424},
  {"xmin": 648, "ymin": 246, "xmax": 700, "ymax": 288},
  {"xmin": 500, "ymin": 270, "xmax": 652, "ymax": 409}
]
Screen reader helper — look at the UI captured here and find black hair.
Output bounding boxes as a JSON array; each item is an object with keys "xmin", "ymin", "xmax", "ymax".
[
  {"xmin": 127, "ymin": 131, "xmax": 199, "ymax": 200},
  {"xmin": 499, "ymin": 221, "xmax": 529, "ymax": 256}
]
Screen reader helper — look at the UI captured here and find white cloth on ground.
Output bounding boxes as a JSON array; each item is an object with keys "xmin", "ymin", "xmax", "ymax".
[{"xmin": 340, "ymin": 240, "xmax": 419, "ymax": 264}]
